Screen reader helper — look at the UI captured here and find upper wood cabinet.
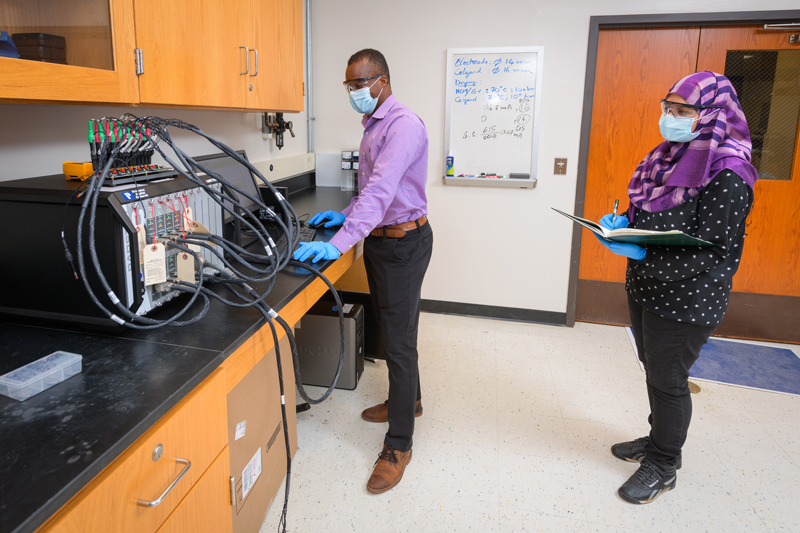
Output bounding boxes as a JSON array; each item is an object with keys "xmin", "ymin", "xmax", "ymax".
[
  {"xmin": 245, "ymin": 0, "xmax": 304, "ymax": 112},
  {"xmin": 133, "ymin": 0, "xmax": 246, "ymax": 109},
  {"xmin": 0, "ymin": 0, "xmax": 139, "ymax": 104},
  {"xmin": 133, "ymin": 0, "xmax": 303, "ymax": 111},
  {"xmin": 0, "ymin": 0, "xmax": 303, "ymax": 111}
]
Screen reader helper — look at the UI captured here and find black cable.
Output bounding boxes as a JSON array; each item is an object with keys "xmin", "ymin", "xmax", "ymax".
[
  {"xmin": 257, "ymin": 306, "xmax": 292, "ymax": 533},
  {"xmin": 74, "ymin": 151, "xmax": 210, "ymax": 328},
  {"xmin": 69, "ymin": 114, "xmax": 349, "ymax": 533},
  {"xmin": 61, "ymin": 181, "xmax": 88, "ymax": 280},
  {"xmin": 212, "ymin": 259, "xmax": 346, "ymax": 405},
  {"xmin": 286, "ymin": 260, "xmax": 346, "ymax": 404}
]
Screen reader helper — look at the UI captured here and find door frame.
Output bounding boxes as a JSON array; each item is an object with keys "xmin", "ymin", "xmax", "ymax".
[{"xmin": 567, "ymin": 9, "xmax": 800, "ymax": 327}]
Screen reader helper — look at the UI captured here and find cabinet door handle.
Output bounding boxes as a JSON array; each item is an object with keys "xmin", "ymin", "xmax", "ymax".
[
  {"xmin": 250, "ymin": 49, "xmax": 259, "ymax": 77},
  {"xmin": 239, "ymin": 46, "xmax": 250, "ymax": 75},
  {"xmin": 136, "ymin": 458, "xmax": 191, "ymax": 508}
]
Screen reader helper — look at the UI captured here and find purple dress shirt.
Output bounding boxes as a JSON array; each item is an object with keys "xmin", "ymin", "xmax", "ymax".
[{"xmin": 328, "ymin": 95, "xmax": 429, "ymax": 253}]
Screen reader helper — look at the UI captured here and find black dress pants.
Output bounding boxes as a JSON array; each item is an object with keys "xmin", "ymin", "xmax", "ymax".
[
  {"xmin": 627, "ymin": 293, "xmax": 716, "ymax": 468},
  {"xmin": 363, "ymin": 221, "xmax": 433, "ymax": 452}
]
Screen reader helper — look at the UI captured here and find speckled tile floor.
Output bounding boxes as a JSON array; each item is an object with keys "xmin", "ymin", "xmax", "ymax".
[{"xmin": 261, "ymin": 313, "xmax": 800, "ymax": 533}]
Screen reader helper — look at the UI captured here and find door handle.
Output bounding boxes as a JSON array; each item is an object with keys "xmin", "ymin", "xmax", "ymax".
[
  {"xmin": 136, "ymin": 458, "xmax": 191, "ymax": 507},
  {"xmin": 239, "ymin": 46, "xmax": 250, "ymax": 75},
  {"xmin": 250, "ymin": 48, "xmax": 259, "ymax": 77}
]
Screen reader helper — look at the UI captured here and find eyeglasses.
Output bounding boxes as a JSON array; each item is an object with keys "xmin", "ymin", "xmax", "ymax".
[
  {"xmin": 661, "ymin": 99, "xmax": 724, "ymax": 119},
  {"xmin": 343, "ymin": 74, "xmax": 384, "ymax": 93}
]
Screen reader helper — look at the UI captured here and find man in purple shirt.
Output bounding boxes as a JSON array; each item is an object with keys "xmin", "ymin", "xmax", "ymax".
[{"xmin": 293, "ymin": 48, "xmax": 433, "ymax": 494}]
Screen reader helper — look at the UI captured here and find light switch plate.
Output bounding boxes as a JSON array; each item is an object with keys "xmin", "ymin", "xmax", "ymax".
[{"xmin": 554, "ymin": 158, "xmax": 567, "ymax": 175}]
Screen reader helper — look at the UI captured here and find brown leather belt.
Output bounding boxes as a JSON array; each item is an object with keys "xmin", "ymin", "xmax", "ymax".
[{"xmin": 369, "ymin": 216, "xmax": 428, "ymax": 238}]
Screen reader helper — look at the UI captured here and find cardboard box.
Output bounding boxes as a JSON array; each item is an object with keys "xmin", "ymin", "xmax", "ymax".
[{"xmin": 227, "ymin": 332, "xmax": 297, "ymax": 533}]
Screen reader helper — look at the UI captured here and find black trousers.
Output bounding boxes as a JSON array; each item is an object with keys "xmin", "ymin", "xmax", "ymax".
[
  {"xmin": 363, "ymin": 221, "xmax": 433, "ymax": 452},
  {"xmin": 627, "ymin": 293, "xmax": 716, "ymax": 468}
]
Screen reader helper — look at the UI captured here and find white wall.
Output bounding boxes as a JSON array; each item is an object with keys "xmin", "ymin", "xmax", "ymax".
[
  {"xmin": 0, "ymin": 2, "xmax": 311, "ymax": 182},
  {"xmin": 0, "ymin": 104, "xmax": 310, "ymax": 181},
  {"xmin": 311, "ymin": 0, "xmax": 798, "ymax": 317},
  {"xmin": 1, "ymin": 1, "xmax": 796, "ymax": 319}
]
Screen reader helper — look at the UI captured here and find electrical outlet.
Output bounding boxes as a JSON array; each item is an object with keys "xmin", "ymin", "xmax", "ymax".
[{"xmin": 554, "ymin": 158, "xmax": 567, "ymax": 175}]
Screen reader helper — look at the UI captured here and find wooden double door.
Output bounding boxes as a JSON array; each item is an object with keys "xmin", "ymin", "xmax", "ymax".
[{"xmin": 577, "ymin": 24, "xmax": 800, "ymax": 343}]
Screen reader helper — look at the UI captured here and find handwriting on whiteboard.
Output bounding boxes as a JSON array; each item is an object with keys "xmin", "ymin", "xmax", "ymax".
[{"xmin": 452, "ymin": 55, "xmax": 536, "ymax": 143}]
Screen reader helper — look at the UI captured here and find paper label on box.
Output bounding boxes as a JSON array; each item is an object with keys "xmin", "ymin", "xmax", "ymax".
[
  {"xmin": 342, "ymin": 303, "xmax": 354, "ymax": 314},
  {"xmin": 235, "ymin": 420, "xmax": 246, "ymax": 441},
  {"xmin": 176, "ymin": 252, "xmax": 195, "ymax": 282},
  {"xmin": 241, "ymin": 448, "xmax": 262, "ymax": 500},
  {"xmin": 143, "ymin": 243, "xmax": 167, "ymax": 286}
]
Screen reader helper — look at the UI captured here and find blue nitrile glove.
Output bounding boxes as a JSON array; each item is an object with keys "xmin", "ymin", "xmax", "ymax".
[
  {"xmin": 595, "ymin": 213, "xmax": 646, "ymax": 260},
  {"xmin": 309, "ymin": 210, "xmax": 346, "ymax": 228},
  {"xmin": 600, "ymin": 213, "xmax": 629, "ymax": 230},
  {"xmin": 293, "ymin": 242, "xmax": 341, "ymax": 263}
]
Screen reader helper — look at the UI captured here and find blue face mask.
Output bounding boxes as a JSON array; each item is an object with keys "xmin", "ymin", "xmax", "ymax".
[
  {"xmin": 659, "ymin": 113, "xmax": 700, "ymax": 143},
  {"xmin": 349, "ymin": 78, "xmax": 383, "ymax": 114}
]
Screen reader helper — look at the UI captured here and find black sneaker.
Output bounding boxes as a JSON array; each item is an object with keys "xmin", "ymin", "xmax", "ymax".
[
  {"xmin": 611, "ymin": 436, "xmax": 682, "ymax": 469},
  {"xmin": 618, "ymin": 459, "xmax": 676, "ymax": 504}
]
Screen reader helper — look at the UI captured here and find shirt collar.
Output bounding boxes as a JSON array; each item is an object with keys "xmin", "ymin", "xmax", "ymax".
[{"xmin": 362, "ymin": 94, "xmax": 397, "ymax": 126}]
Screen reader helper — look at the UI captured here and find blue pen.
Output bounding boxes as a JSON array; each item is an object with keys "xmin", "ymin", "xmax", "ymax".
[{"xmin": 612, "ymin": 199, "xmax": 619, "ymax": 228}]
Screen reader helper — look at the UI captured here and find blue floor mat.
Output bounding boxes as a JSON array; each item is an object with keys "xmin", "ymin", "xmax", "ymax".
[{"xmin": 627, "ymin": 329, "xmax": 800, "ymax": 395}]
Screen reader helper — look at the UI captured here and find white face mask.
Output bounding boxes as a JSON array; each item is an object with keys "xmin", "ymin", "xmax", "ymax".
[{"xmin": 349, "ymin": 77, "xmax": 383, "ymax": 114}]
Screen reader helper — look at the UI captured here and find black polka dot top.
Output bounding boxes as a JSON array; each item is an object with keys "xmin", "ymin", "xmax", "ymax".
[{"xmin": 625, "ymin": 170, "xmax": 754, "ymax": 327}]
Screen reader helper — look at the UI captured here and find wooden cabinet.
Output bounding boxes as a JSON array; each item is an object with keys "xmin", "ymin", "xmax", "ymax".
[
  {"xmin": 0, "ymin": 0, "xmax": 139, "ymax": 104},
  {"xmin": 38, "ymin": 369, "xmax": 228, "ymax": 533},
  {"xmin": 133, "ymin": 0, "xmax": 303, "ymax": 111},
  {"xmin": 156, "ymin": 447, "xmax": 233, "ymax": 533},
  {"xmin": 133, "ymin": 0, "xmax": 246, "ymax": 108},
  {"xmin": 245, "ymin": 0, "xmax": 304, "ymax": 112},
  {"xmin": 0, "ymin": 0, "xmax": 303, "ymax": 111}
]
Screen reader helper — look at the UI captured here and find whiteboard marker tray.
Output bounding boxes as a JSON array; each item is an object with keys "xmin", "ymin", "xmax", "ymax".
[
  {"xmin": 0, "ymin": 351, "xmax": 83, "ymax": 401},
  {"xmin": 445, "ymin": 176, "xmax": 537, "ymax": 188}
]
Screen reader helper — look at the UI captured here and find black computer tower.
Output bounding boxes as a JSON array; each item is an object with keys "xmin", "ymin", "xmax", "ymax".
[
  {"xmin": 320, "ymin": 291, "xmax": 384, "ymax": 361},
  {"xmin": 295, "ymin": 301, "xmax": 364, "ymax": 390}
]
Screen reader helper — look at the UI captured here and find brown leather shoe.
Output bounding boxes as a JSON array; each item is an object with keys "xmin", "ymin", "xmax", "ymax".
[
  {"xmin": 361, "ymin": 400, "xmax": 423, "ymax": 423},
  {"xmin": 367, "ymin": 444, "xmax": 413, "ymax": 494}
]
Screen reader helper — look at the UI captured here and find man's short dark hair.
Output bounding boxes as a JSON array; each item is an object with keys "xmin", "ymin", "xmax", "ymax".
[{"xmin": 348, "ymin": 48, "xmax": 390, "ymax": 83}]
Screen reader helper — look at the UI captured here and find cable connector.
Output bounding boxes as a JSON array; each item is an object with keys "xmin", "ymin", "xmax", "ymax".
[{"xmin": 61, "ymin": 231, "xmax": 79, "ymax": 280}]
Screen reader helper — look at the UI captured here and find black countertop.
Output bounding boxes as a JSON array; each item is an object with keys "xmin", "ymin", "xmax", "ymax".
[{"xmin": 0, "ymin": 186, "xmax": 355, "ymax": 533}]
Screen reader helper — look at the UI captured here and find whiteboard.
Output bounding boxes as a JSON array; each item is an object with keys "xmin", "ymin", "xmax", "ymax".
[{"xmin": 444, "ymin": 47, "xmax": 544, "ymax": 188}]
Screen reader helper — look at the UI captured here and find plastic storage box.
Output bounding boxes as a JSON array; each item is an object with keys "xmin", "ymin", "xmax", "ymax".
[{"xmin": 0, "ymin": 351, "xmax": 83, "ymax": 401}]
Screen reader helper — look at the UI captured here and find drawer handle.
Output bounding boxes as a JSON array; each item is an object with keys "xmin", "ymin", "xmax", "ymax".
[{"xmin": 136, "ymin": 458, "xmax": 191, "ymax": 508}]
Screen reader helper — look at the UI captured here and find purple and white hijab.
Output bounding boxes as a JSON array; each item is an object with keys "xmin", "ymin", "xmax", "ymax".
[{"xmin": 627, "ymin": 71, "xmax": 758, "ymax": 216}]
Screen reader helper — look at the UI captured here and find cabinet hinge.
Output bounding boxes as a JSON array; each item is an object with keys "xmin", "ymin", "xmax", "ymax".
[{"xmin": 135, "ymin": 48, "xmax": 144, "ymax": 75}]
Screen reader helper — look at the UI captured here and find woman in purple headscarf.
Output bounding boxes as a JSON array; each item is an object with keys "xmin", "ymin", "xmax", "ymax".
[{"xmin": 595, "ymin": 71, "xmax": 758, "ymax": 504}]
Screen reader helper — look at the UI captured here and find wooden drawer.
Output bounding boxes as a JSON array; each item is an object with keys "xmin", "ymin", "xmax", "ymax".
[
  {"xmin": 157, "ymin": 447, "xmax": 232, "ymax": 533},
  {"xmin": 40, "ymin": 369, "xmax": 227, "ymax": 533}
]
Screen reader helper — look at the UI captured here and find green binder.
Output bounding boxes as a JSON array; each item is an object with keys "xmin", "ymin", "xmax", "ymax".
[{"xmin": 552, "ymin": 208, "xmax": 714, "ymax": 247}]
